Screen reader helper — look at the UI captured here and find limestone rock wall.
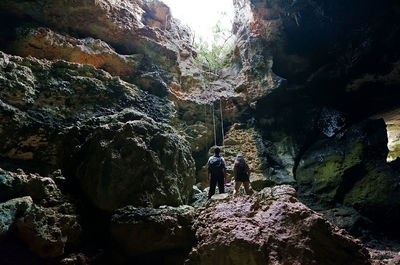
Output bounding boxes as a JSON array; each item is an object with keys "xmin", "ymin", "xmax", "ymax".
[
  {"xmin": 0, "ymin": 0, "xmax": 399, "ymax": 264},
  {"xmin": 0, "ymin": 51, "xmax": 173, "ymax": 173},
  {"xmin": 229, "ymin": 0, "xmax": 400, "ymax": 237},
  {"xmin": 0, "ymin": 0, "xmax": 193, "ymax": 74}
]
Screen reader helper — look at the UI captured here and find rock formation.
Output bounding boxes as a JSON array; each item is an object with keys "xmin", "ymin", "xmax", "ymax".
[
  {"xmin": 0, "ymin": 0, "xmax": 399, "ymax": 264},
  {"xmin": 296, "ymin": 119, "xmax": 400, "ymax": 231},
  {"xmin": 111, "ymin": 205, "xmax": 196, "ymax": 257},
  {"xmin": 63, "ymin": 110, "xmax": 196, "ymax": 210},
  {"xmin": 229, "ymin": 0, "xmax": 400, "ymax": 238},
  {"xmin": 11, "ymin": 27, "xmax": 141, "ymax": 81},
  {"xmin": 187, "ymin": 185, "xmax": 370, "ymax": 265},
  {"xmin": 0, "ymin": 168, "xmax": 80, "ymax": 260}
]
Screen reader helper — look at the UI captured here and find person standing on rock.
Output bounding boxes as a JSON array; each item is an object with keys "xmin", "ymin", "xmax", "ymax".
[
  {"xmin": 233, "ymin": 154, "xmax": 253, "ymax": 196},
  {"xmin": 208, "ymin": 146, "xmax": 227, "ymax": 199}
]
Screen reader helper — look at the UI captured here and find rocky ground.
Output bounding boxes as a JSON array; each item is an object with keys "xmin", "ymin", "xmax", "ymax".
[{"xmin": 0, "ymin": 0, "xmax": 400, "ymax": 264}]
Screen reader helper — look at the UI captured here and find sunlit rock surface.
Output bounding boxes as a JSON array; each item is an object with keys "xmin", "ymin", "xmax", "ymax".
[
  {"xmin": 186, "ymin": 185, "xmax": 370, "ymax": 265},
  {"xmin": 374, "ymin": 108, "xmax": 400, "ymax": 161}
]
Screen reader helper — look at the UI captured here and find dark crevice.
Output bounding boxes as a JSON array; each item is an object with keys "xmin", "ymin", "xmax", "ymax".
[
  {"xmin": 333, "ymin": 164, "xmax": 366, "ymax": 203},
  {"xmin": 292, "ymin": 108, "xmax": 323, "ymax": 180}
]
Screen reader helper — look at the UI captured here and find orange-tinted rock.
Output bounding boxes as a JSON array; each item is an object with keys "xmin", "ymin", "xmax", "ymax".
[
  {"xmin": 12, "ymin": 27, "xmax": 141, "ymax": 80},
  {"xmin": 0, "ymin": 0, "xmax": 194, "ymax": 76}
]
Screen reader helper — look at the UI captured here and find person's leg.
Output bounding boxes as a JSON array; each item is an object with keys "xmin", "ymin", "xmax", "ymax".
[
  {"xmin": 217, "ymin": 175, "xmax": 225, "ymax": 194},
  {"xmin": 243, "ymin": 181, "xmax": 253, "ymax": 195},
  {"xmin": 208, "ymin": 177, "xmax": 217, "ymax": 199},
  {"xmin": 233, "ymin": 181, "xmax": 242, "ymax": 196}
]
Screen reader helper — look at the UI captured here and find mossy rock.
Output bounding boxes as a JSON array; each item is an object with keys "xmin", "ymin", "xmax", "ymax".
[
  {"xmin": 297, "ymin": 142, "xmax": 363, "ymax": 203},
  {"xmin": 343, "ymin": 164, "xmax": 400, "ymax": 223},
  {"xmin": 296, "ymin": 119, "xmax": 388, "ymax": 204}
]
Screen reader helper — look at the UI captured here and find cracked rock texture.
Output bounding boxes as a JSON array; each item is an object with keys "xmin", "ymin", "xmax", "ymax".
[{"xmin": 186, "ymin": 185, "xmax": 370, "ymax": 265}]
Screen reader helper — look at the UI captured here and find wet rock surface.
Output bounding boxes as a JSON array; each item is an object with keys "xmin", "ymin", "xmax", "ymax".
[{"xmin": 187, "ymin": 185, "xmax": 370, "ymax": 265}]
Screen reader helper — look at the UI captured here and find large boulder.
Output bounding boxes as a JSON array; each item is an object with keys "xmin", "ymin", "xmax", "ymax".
[
  {"xmin": 62, "ymin": 110, "xmax": 196, "ymax": 211},
  {"xmin": 110, "ymin": 205, "xmax": 196, "ymax": 257},
  {"xmin": 186, "ymin": 185, "xmax": 370, "ymax": 265}
]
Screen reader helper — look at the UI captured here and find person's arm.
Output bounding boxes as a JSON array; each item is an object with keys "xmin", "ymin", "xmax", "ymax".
[
  {"xmin": 233, "ymin": 165, "xmax": 237, "ymax": 179},
  {"xmin": 223, "ymin": 167, "xmax": 227, "ymax": 182},
  {"xmin": 207, "ymin": 158, "xmax": 211, "ymax": 181},
  {"xmin": 222, "ymin": 158, "xmax": 227, "ymax": 181},
  {"xmin": 246, "ymin": 163, "xmax": 250, "ymax": 176}
]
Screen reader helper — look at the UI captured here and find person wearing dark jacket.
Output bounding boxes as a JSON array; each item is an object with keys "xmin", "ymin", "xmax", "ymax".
[
  {"xmin": 233, "ymin": 154, "xmax": 253, "ymax": 196},
  {"xmin": 207, "ymin": 146, "xmax": 227, "ymax": 199}
]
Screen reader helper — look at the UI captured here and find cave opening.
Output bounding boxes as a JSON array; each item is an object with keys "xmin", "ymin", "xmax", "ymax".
[
  {"xmin": 1, "ymin": 0, "xmax": 400, "ymax": 264},
  {"xmin": 373, "ymin": 109, "xmax": 400, "ymax": 162},
  {"xmin": 162, "ymin": 0, "xmax": 234, "ymax": 46},
  {"xmin": 162, "ymin": 0, "xmax": 235, "ymax": 71}
]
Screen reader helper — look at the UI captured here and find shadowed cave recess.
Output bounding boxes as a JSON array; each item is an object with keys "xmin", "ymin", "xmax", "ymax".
[{"xmin": 0, "ymin": 0, "xmax": 400, "ymax": 264}]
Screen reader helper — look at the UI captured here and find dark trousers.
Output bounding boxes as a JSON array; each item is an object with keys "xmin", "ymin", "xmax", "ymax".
[{"xmin": 208, "ymin": 175, "xmax": 224, "ymax": 199}]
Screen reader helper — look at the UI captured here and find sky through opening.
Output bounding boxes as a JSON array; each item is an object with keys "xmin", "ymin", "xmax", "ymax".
[{"xmin": 162, "ymin": 0, "xmax": 235, "ymax": 46}]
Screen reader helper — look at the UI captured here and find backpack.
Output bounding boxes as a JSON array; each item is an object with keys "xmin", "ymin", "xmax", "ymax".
[
  {"xmin": 209, "ymin": 156, "xmax": 223, "ymax": 176},
  {"xmin": 235, "ymin": 156, "xmax": 248, "ymax": 178},
  {"xmin": 236, "ymin": 163, "xmax": 248, "ymax": 178}
]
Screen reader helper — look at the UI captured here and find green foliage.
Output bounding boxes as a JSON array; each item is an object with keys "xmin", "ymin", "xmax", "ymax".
[{"xmin": 194, "ymin": 14, "xmax": 234, "ymax": 72}]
